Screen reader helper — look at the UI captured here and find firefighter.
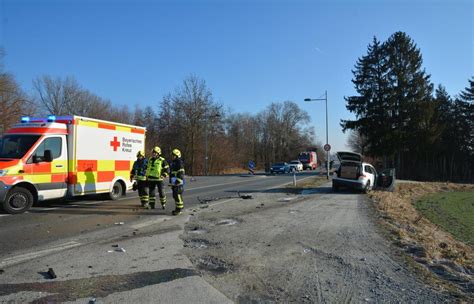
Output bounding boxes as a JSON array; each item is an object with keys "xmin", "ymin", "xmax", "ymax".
[
  {"xmin": 130, "ymin": 150, "xmax": 149, "ymax": 207},
  {"xmin": 146, "ymin": 146, "xmax": 169, "ymax": 209},
  {"xmin": 169, "ymin": 148, "xmax": 185, "ymax": 215}
]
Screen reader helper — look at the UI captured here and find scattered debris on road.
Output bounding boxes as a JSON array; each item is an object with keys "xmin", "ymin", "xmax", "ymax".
[{"xmin": 47, "ymin": 268, "xmax": 57, "ymax": 279}]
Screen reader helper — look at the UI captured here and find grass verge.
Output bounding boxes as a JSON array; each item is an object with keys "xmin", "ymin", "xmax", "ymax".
[
  {"xmin": 415, "ymin": 192, "xmax": 474, "ymax": 246},
  {"xmin": 369, "ymin": 182, "xmax": 474, "ymax": 298}
]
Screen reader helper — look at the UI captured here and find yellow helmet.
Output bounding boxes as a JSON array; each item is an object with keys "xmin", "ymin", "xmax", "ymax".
[
  {"xmin": 136, "ymin": 150, "xmax": 145, "ymax": 157},
  {"xmin": 172, "ymin": 148, "xmax": 181, "ymax": 158},
  {"xmin": 152, "ymin": 146, "xmax": 161, "ymax": 154}
]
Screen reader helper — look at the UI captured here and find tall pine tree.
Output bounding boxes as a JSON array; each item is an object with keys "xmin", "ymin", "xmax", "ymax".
[{"xmin": 342, "ymin": 32, "xmax": 434, "ymax": 177}]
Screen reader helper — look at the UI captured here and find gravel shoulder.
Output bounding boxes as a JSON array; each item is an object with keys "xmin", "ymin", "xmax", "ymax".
[{"xmin": 182, "ymin": 184, "xmax": 449, "ymax": 303}]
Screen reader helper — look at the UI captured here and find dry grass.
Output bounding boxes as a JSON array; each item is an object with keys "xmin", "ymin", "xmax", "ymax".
[
  {"xmin": 220, "ymin": 167, "xmax": 249, "ymax": 174},
  {"xmin": 370, "ymin": 182, "xmax": 474, "ymax": 268}
]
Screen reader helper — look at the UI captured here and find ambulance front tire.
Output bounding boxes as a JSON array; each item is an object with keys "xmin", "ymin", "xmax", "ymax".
[
  {"xmin": 108, "ymin": 181, "xmax": 124, "ymax": 200},
  {"xmin": 3, "ymin": 187, "xmax": 34, "ymax": 214}
]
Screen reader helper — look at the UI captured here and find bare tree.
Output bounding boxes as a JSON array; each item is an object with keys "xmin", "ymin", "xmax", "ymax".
[
  {"xmin": 0, "ymin": 50, "xmax": 34, "ymax": 134},
  {"xmin": 33, "ymin": 75, "xmax": 82, "ymax": 116},
  {"xmin": 158, "ymin": 75, "xmax": 223, "ymax": 175},
  {"xmin": 347, "ymin": 130, "xmax": 368, "ymax": 154}
]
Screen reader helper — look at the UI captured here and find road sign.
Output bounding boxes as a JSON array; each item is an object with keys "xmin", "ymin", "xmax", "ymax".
[
  {"xmin": 324, "ymin": 144, "xmax": 331, "ymax": 152},
  {"xmin": 248, "ymin": 160, "xmax": 255, "ymax": 169}
]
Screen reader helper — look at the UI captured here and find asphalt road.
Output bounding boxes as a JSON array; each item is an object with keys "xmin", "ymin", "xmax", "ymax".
[{"xmin": 0, "ymin": 171, "xmax": 319, "ymax": 258}]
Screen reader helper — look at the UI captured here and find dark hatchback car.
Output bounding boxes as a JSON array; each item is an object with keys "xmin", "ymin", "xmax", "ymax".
[{"xmin": 270, "ymin": 162, "xmax": 290, "ymax": 174}]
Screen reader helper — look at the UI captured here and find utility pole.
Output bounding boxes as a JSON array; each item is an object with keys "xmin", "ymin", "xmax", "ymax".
[{"xmin": 304, "ymin": 90, "xmax": 330, "ymax": 179}]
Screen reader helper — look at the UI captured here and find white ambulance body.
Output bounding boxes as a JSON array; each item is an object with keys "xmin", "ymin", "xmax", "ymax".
[{"xmin": 0, "ymin": 115, "xmax": 146, "ymax": 214}]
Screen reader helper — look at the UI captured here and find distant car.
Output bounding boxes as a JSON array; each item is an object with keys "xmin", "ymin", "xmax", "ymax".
[
  {"xmin": 332, "ymin": 151, "xmax": 396, "ymax": 193},
  {"xmin": 270, "ymin": 162, "xmax": 290, "ymax": 174},
  {"xmin": 288, "ymin": 160, "xmax": 303, "ymax": 172}
]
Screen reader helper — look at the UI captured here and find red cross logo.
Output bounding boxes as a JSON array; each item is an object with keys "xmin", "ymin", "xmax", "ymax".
[{"xmin": 110, "ymin": 136, "xmax": 120, "ymax": 151}]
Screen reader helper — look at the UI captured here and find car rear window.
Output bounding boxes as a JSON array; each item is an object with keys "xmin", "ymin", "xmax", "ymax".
[{"xmin": 340, "ymin": 163, "xmax": 359, "ymax": 179}]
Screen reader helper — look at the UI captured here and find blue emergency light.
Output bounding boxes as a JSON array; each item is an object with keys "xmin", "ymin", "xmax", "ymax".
[
  {"xmin": 21, "ymin": 116, "xmax": 30, "ymax": 123},
  {"xmin": 47, "ymin": 115, "xmax": 57, "ymax": 122}
]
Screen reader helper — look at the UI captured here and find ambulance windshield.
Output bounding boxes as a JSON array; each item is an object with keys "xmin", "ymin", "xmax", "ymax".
[{"xmin": 0, "ymin": 135, "xmax": 41, "ymax": 159}]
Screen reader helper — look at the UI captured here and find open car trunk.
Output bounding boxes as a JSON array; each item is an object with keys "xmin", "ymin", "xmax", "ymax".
[{"xmin": 339, "ymin": 162, "xmax": 360, "ymax": 180}]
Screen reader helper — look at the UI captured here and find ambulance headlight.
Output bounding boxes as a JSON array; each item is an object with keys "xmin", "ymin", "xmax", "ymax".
[{"xmin": 0, "ymin": 170, "xmax": 8, "ymax": 177}]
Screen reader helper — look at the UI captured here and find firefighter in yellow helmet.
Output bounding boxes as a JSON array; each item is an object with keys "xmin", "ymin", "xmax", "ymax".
[
  {"xmin": 169, "ymin": 148, "xmax": 185, "ymax": 215},
  {"xmin": 130, "ymin": 150, "xmax": 149, "ymax": 207},
  {"xmin": 145, "ymin": 146, "xmax": 169, "ymax": 209}
]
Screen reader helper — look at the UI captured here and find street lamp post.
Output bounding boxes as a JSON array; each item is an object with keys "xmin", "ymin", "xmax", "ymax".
[
  {"xmin": 204, "ymin": 113, "xmax": 220, "ymax": 176},
  {"xmin": 304, "ymin": 90, "xmax": 330, "ymax": 180}
]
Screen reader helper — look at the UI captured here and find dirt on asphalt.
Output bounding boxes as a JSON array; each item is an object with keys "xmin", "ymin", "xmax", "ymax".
[{"xmin": 181, "ymin": 185, "xmax": 449, "ymax": 303}]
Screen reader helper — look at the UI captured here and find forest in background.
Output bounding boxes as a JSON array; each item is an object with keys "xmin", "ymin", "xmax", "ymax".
[{"xmin": 1, "ymin": 31, "xmax": 472, "ymax": 181}]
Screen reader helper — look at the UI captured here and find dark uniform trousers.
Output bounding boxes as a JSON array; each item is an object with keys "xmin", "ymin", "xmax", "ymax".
[{"xmin": 148, "ymin": 179, "xmax": 166, "ymax": 208}]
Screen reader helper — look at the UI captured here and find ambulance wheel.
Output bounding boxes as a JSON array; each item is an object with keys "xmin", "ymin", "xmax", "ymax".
[
  {"xmin": 3, "ymin": 187, "xmax": 34, "ymax": 214},
  {"xmin": 108, "ymin": 181, "xmax": 123, "ymax": 200}
]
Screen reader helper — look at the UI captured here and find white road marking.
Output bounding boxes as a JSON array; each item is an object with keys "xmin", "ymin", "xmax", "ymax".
[
  {"xmin": 131, "ymin": 217, "xmax": 172, "ymax": 229},
  {"xmin": 0, "ymin": 241, "xmax": 82, "ymax": 267},
  {"xmin": 0, "ymin": 214, "xmax": 10, "ymax": 217},
  {"xmin": 30, "ymin": 207, "xmax": 61, "ymax": 211},
  {"xmin": 208, "ymin": 198, "xmax": 237, "ymax": 207}
]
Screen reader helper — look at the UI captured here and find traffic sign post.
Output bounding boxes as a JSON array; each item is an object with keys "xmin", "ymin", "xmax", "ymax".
[
  {"xmin": 248, "ymin": 160, "xmax": 255, "ymax": 175},
  {"xmin": 323, "ymin": 144, "xmax": 331, "ymax": 179}
]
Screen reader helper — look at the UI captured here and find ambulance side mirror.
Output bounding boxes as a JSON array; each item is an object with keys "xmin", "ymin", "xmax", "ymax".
[{"xmin": 44, "ymin": 150, "xmax": 53, "ymax": 162}]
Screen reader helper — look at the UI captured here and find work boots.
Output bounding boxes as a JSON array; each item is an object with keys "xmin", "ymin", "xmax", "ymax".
[{"xmin": 172, "ymin": 208, "xmax": 182, "ymax": 216}]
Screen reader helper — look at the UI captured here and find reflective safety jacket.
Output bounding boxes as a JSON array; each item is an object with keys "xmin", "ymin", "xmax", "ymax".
[
  {"xmin": 146, "ymin": 156, "xmax": 169, "ymax": 181},
  {"xmin": 170, "ymin": 158, "xmax": 185, "ymax": 185},
  {"xmin": 130, "ymin": 158, "xmax": 148, "ymax": 181}
]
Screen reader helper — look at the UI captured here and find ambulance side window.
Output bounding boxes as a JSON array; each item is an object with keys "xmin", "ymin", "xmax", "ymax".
[{"xmin": 29, "ymin": 137, "xmax": 62, "ymax": 163}]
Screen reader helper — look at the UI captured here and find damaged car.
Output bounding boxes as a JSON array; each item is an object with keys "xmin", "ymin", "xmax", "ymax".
[{"xmin": 332, "ymin": 151, "xmax": 395, "ymax": 193}]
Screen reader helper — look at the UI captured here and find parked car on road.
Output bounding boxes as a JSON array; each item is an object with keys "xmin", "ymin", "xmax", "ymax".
[
  {"xmin": 332, "ymin": 151, "xmax": 395, "ymax": 192},
  {"xmin": 288, "ymin": 160, "xmax": 303, "ymax": 172},
  {"xmin": 270, "ymin": 162, "xmax": 290, "ymax": 174}
]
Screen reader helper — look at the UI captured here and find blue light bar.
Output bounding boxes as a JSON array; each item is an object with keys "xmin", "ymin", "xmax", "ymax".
[
  {"xmin": 21, "ymin": 116, "xmax": 30, "ymax": 123},
  {"xmin": 47, "ymin": 115, "xmax": 56, "ymax": 122}
]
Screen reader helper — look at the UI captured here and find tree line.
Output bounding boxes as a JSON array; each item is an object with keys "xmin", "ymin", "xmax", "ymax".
[
  {"xmin": 0, "ymin": 51, "xmax": 318, "ymax": 175},
  {"xmin": 342, "ymin": 32, "xmax": 473, "ymax": 182}
]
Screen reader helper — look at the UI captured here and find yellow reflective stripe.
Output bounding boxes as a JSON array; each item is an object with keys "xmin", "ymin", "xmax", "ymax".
[
  {"xmin": 5, "ymin": 163, "xmax": 23, "ymax": 176},
  {"xmin": 76, "ymin": 171, "xmax": 98, "ymax": 183},
  {"xmin": 78, "ymin": 120, "xmax": 99, "ymax": 128},
  {"xmin": 116, "ymin": 171, "xmax": 129, "ymax": 178},
  {"xmin": 98, "ymin": 160, "xmax": 115, "ymax": 171},
  {"xmin": 51, "ymin": 160, "xmax": 67, "ymax": 173},
  {"xmin": 172, "ymin": 169, "xmax": 185, "ymax": 174},
  {"xmin": 116, "ymin": 126, "xmax": 131, "ymax": 132},
  {"xmin": 26, "ymin": 174, "xmax": 52, "ymax": 183}
]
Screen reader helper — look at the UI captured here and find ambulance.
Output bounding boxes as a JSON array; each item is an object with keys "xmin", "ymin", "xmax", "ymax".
[{"xmin": 0, "ymin": 115, "xmax": 146, "ymax": 214}]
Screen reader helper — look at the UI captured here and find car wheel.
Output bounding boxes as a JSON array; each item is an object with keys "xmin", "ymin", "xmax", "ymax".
[
  {"xmin": 3, "ymin": 187, "xmax": 34, "ymax": 214},
  {"xmin": 364, "ymin": 181, "xmax": 372, "ymax": 193},
  {"xmin": 108, "ymin": 181, "xmax": 123, "ymax": 200}
]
